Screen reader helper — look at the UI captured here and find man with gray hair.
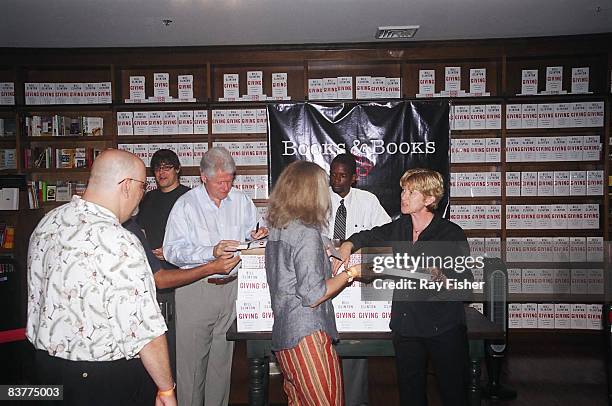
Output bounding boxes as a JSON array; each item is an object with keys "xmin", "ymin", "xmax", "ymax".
[{"xmin": 164, "ymin": 147, "xmax": 267, "ymax": 406}]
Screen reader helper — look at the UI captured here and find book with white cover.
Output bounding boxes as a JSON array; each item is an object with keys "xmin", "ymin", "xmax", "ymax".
[
  {"xmin": 537, "ymin": 172, "xmax": 554, "ymax": 196},
  {"xmin": 132, "ymin": 143, "xmax": 149, "ymax": 166},
  {"xmin": 0, "ymin": 82, "xmax": 15, "ymax": 105},
  {"xmin": 336, "ymin": 76, "xmax": 353, "ymax": 99},
  {"xmin": 520, "ymin": 69, "xmax": 538, "ymax": 95},
  {"xmin": 569, "ymin": 102, "xmax": 586, "ymax": 128},
  {"xmin": 223, "ymin": 74, "xmax": 240, "ymax": 100},
  {"xmin": 68, "ymin": 83, "xmax": 84, "ymax": 104},
  {"xmin": 133, "ymin": 111, "xmax": 150, "ymax": 135},
  {"xmin": 271, "ymin": 73, "xmax": 289, "ymax": 99},
  {"xmin": 469, "ymin": 68, "xmax": 488, "ymax": 96},
  {"xmin": 485, "ymin": 205, "xmax": 501, "ymax": 229},
  {"xmin": 586, "ymin": 269, "xmax": 604, "ymax": 295},
  {"xmin": 537, "ymin": 304, "xmax": 555, "ymax": 329},
  {"xmin": 520, "ymin": 137, "xmax": 536, "ymax": 162},
  {"xmin": 193, "ymin": 110, "xmax": 209, "ymax": 134},
  {"xmin": 535, "ymin": 205, "xmax": 551, "ymax": 229},
  {"xmin": 553, "ymin": 103, "xmax": 571, "ymax": 128},
  {"xmin": 355, "ymin": 76, "xmax": 372, "ymax": 99},
  {"xmin": 586, "ymin": 101, "xmax": 604, "ymax": 127},
  {"xmin": 322, "ymin": 77, "xmax": 338, "ymax": 100},
  {"xmin": 153, "ymin": 73, "xmax": 170, "ymax": 98},
  {"xmin": 240, "ymin": 109, "xmax": 257, "ymax": 133},
  {"xmin": 39, "ymin": 83, "xmax": 55, "ymax": 105},
  {"xmin": 505, "ymin": 138, "xmax": 522, "ymax": 162},
  {"xmin": 586, "ymin": 304, "xmax": 602, "ymax": 330},
  {"xmin": 469, "ymin": 105, "xmax": 486, "ymax": 130},
  {"xmin": 117, "ymin": 112, "xmax": 134, "ymax": 136},
  {"xmin": 582, "ymin": 135, "xmax": 601, "ymax": 161},
  {"xmin": 385, "ymin": 77, "xmax": 401, "ymax": 98},
  {"xmin": 520, "ymin": 172, "xmax": 538, "ymax": 196},
  {"xmin": 554, "ymin": 304, "xmax": 571, "ymax": 329},
  {"xmin": 226, "ymin": 109, "xmax": 242, "ymax": 134},
  {"xmin": 505, "ymin": 205, "xmax": 521, "ymax": 229},
  {"xmin": 471, "ymin": 205, "xmax": 486, "ymax": 229},
  {"xmin": 468, "ymin": 139, "xmax": 485, "ymax": 162},
  {"xmin": 193, "ymin": 142, "xmax": 209, "ymax": 165},
  {"xmin": 508, "ymin": 304, "xmax": 523, "ymax": 329},
  {"xmin": 485, "ymin": 172, "xmax": 501, "ymax": 196},
  {"xmin": 522, "ymin": 304, "xmax": 538, "ymax": 329},
  {"xmin": 570, "ymin": 304, "xmax": 587, "ymax": 329},
  {"xmin": 417, "ymin": 70, "xmax": 435, "ymax": 97},
  {"xmin": 212, "ymin": 110, "xmax": 228, "ymax": 134},
  {"xmin": 162, "ymin": 111, "xmax": 179, "ymax": 135},
  {"xmin": 235, "ymin": 175, "xmax": 269, "ymax": 199},
  {"xmin": 255, "ymin": 109, "xmax": 267, "ymax": 133},
  {"xmin": 566, "ymin": 204, "xmax": 584, "ymax": 229},
  {"xmin": 571, "ymin": 67, "xmax": 590, "ymax": 94},
  {"xmin": 177, "ymin": 143, "xmax": 194, "ymax": 167},
  {"xmin": 178, "ymin": 75, "xmax": 194, "ymax": 100},
  {"xmin": 484, "ymin": 138, "xmax": 501, "ymax": 162},
  {"xmin": 536, "ymin": 137, "xmax": 553, "ymax": 161},
  {"xmin": 521, "ymin": 205, "xmax": 537, "ymax": 230},
  {"xmin": 177, "ymin": 111, "xmax": 194, "ymax": 134},
  {"xmin": 148, "ymin": 111, "xmax": 164, "ymax": 135},
  {"xmin": 453, "ymin": 105, "xmax": 470, "ymax": 130},
  {"xmin": 444, "ymin": 67, "xmax": 461, "ymax": 95},
  {"xmin": 505, "ymin": 172, "xmax": 521, "ymax": 196},
  {"xmin": 551, "ymin": 136, "xmax": 568, "ymax": 161},
  {"xmin": 308, "ymin": 79, "xmax": 323, "ymax": 100},
  {"xmin": 521, "ymin": 104, "xmax": 538, "ymax": 128},
  {"xmin": 569, "ymin": 171, "xmax": 586, "ymax": 196},
  {"xmin": 566, "ymin": 136, "xmax": 584, "ymax": 161},
  {"xmin": 586, "ymin": 237, "xmax": 604, "ymax": 262},
  {"xmin": 505, "ymin": 104, "xmax": 522, "ymax": 129},
  {"xmin": 129, "ymin": 76, "xmax": 146, "ymax": 101},
  {"xmin": 537, "ymin": 103, "xmax": 554, "ymax": 128},
  {"xmin": 553, "ymin": 269, "xmax": 571, "ymax": 294},
  {"xmin": 583, "ymin": 204, "xmax": 599, "ymax": 229},
  {"xmin": 370, "ymin": 77, "xmax": 386, "ymax": 99},
  {"xmin": 569, "ymin": 237, "xmax": 587, "ymax": 262},
  {"xmin": 97, "ymin": 82, "xmax": 112, "ymax": 104},
  {"xmin": 544, "ymin": 66, "xmax": 564, "ymax": 94},
  {"xmin": 246, "ymin": 71, "xmax": 263, "ymax": 96},
  {"xmin": 54, "ymin": 83, "xmax": 70, "ymax": 105},
  {"xmin": 236, "ymin": 300, "xmax": 262, "ymax": 332},
  {"xmin": 507, "ymin": 269, "xmax": 522, "ymax": 293},
  {"xmin": 24, "ymin": 83, "xmax": 39, "ymax": 105},
  {"xmin": 83, "ymin": 83, "xmax": 98, "ymax": 104},
  {"xmin": 485, "ymin": 105, "xmax": 501, "ymax": 129}
]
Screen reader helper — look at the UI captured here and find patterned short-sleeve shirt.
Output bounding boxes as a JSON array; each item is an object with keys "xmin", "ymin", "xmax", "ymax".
[{"xmin": 26, "ymin": 196, "xmax": 167, "ymax": 361}]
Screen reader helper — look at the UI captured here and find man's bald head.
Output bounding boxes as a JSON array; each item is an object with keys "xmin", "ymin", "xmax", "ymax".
[{"xmin": 88, "ymin": 149, "xmax": 145, "ymax": 189}]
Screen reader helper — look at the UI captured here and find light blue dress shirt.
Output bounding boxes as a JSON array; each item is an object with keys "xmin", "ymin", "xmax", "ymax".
[{"xmin": 163, "ymin": 185, "xmax": 258, "ymax": 270}]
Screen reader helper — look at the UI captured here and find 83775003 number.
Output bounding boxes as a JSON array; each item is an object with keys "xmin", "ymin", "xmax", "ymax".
[{"xmin": 0, "ymin": 385, "xmax": 63, "ymax": 400}]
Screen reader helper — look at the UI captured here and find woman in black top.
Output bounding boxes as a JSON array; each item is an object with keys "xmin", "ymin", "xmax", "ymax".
[{"xmin": 335, "ymin": 168, "xmax": 472, "ymax": 406}]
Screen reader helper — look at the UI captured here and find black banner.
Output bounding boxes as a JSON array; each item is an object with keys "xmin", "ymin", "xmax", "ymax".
[{"xmin": 268, "ymin": 101, "xmax": 450, "ymax": 218}]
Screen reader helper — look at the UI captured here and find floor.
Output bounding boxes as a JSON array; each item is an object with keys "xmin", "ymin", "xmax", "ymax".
[{"xmin": 228, "ymin": 332, "xmax": 609, "ymax": 406}]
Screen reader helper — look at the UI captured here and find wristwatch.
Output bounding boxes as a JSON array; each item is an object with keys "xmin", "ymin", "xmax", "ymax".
[{"xmin": 344, "ymin": 267, "xmax": 357, "ymax": 283}]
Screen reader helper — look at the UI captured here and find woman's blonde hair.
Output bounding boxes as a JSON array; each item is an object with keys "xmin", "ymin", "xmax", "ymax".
[
  {"xmin": 267, "ymin": 161, "xmax": 330, "ymax": 230},
  {"xmin": 400, "ymin": 168, "xmax": 444, "ymax": 211}
]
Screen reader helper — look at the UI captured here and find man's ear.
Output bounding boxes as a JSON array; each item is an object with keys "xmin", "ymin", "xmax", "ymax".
[{"xmin": 351, "ymin": 174, "xmax": 357, "ymax": 185}]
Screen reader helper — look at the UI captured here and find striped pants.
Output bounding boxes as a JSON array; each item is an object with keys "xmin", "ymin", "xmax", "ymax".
[{"xmin": 275, "ymin": 331, "xmax": 344, "ymax": 406}]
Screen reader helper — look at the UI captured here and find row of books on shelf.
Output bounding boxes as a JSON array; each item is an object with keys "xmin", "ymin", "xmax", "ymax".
[
  {"xmin": 0, "ymin": 224, "xmax": 15, "ymax": 249},
  {"xmin": 505, "ymin": 268, "xmax": 604, "ymax": 295},
  {"xmin": 117, "ymin": 108, "xmax": 268, "ymax": 136},
  {"xmin": 0, "ymin": 149, "xmax": 17, "ymax": 170},
  {"xmin": 507, "ymin": 303, "xmax": 602, "ymax": 330},
  {"xmin": 118, "ymin": 141, "xmax": 267, "ymax": 167},
  {"xmin": 219, "ymin": 72, "xmax": 289, "ymax": 101},
  {"xmin": 24, "ymin": 82, "xmax": 112, "ymax": 105},
  {"xmin": 24, "ymin": 147, "xmax": 102, "ymax": 169},
  {"xmin": 162, "ymin": 174, "xmax": 269, "ymax": 200},
  {"xmin": 308, "ymin": 76, "xmax": 401, "ymax": 100},
  {"xmin": 0, "ymin": 118, "xmax": 16, "ymax": 137},
  {"xmin": 0, "ymin": 261, "xmax": 16, "ymax": 281},
  {"xmin": 418, "ymin": 67, "xmax": 490, "ymax": 97},
  {"xmin": 27, "ymin": 180, "xmax": 86, "ymax": 207},
  {"xmin": 25, "ymin": 115, "xmax": 104, "ymax": 137}
]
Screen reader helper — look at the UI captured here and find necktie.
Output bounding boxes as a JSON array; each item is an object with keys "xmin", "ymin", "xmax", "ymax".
[{"xmin": 333, "ymin": 199, "xmax": 347, "ymax": 240}]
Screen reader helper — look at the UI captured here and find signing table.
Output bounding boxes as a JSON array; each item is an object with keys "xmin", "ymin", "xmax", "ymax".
[{"xmin": 227, "ymin": 307, "xmax": 502, "ymax": 406}]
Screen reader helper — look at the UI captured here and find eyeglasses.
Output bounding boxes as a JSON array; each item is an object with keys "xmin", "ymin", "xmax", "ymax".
[
  {"xmin": 118, "ymin": 178, "xmax": 147, "ymax": 192},
  {"xmin": 154, "ymin": 164, "xmax": 176, "ymax": 173}
]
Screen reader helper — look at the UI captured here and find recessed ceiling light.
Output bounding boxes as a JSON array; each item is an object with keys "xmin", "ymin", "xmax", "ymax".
[
  {"xmin": 375, "ymin": 25, "xmax": 419, "ymax": 40},
  {"xmin": 162, "ymin": 19, "xmax": 173, "ymax": 26}
]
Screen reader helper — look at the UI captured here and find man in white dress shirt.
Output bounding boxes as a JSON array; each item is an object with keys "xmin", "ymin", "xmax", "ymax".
[
  {"xmin": 328, "ymin": 153, "xmax": 391, "ymax": 406},
  {"xmin": 163, "ymin": 147, "xmax": 267, "ymax": 406}
]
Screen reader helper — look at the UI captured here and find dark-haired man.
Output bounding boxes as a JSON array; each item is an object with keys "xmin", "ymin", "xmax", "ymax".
[
  {"xmin": 328, "ymin": 153, "xmax": 391, "ymax": 406},
  {"xmin": 137, "ymin": 149, "xmax": 190, "ymax": 376}
]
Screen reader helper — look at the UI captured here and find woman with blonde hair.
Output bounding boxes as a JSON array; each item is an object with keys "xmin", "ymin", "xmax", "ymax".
[
  {"xmin": 335, "ymin": 168, "xmax": 472, "ymax": 406},
  {"xmin": 266, "ymin": 160, "xmax": 359, "ymax": 406}
]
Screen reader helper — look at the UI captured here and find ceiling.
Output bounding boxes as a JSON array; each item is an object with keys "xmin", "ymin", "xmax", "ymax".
[{"xmin": 1, "ymin": 0, "xmax": 611, "ymax": 48}]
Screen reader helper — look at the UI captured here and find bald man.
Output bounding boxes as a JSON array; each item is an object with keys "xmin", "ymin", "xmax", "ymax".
[{"xmin": 26, "ymin": 149, "xmax": 177, "ymax": 406}]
